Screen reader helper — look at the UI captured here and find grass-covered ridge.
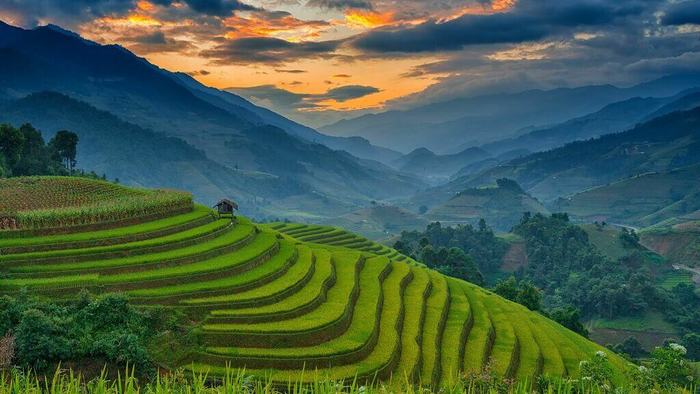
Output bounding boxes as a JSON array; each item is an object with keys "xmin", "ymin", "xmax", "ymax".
[{"xmin": 0, "ymin": 178, "xmax": 634, "ymax": 388}]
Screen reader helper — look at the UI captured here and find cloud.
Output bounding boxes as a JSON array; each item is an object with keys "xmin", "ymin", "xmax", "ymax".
[
  {"xmin": 276, "ymin": 69, "xmax": 308, "ymax": 73},
  {"xmin": 178, "ymin": 0, "xmax": 257, "ymax": 16},
  {"xmin": 228, "ymin": 83, "xmax": 379, "ymax": 112},
  {"xmin": 662, "ymin": 0, "xmax": 700, "ymax": 25},
  {"xmin": 321, "ymin": 85, "xmax": 380, "ymax": 101},
  {"xmin": 201, "ymin": 36, "xmax": 342, "ymax": 65},
  {"xmin": 0, "ymin": 0, "xmax": 138, "ymax": 26},
  {"xmin": 352, "ymin": 0, "xmax": 654, "ymax": 54},
  {"xmin": 228, "ymin": 84, "xmax": 313, "ymax": 110},
  {"xmin": 305, "ymin": 0, "xmax": 373, "ymax": 10},
  {"xmin": 188, "ymin": 69, "xmax": 212, "ymax": 76}
]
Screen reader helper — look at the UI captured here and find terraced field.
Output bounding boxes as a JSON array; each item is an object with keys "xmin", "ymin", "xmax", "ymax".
[{"xmin": 0, "ymin": 179, "xmax": 629, "ymax": 387}]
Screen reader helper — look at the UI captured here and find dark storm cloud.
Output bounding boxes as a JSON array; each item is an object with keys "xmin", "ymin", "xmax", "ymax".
[
  {"xmin": 305, "ymin": 0, "xmax": 373, "ymax": 10},
  {"xmin": 201, "ymin": 37, "xmax": 342, "ymax": 65},
  {"xmin": 131, "ymin": 31, "xmax": 168, "ymax": 45},
  {"xmin": 123, "ymin": 30, "xmax": 196, "ymax": 53},
  {"xmin": 661, "ymin": 0, "xmax": 700, "ymax": 25},
  {"xmin": 353, "ymin": 0, "xmax": 657, "ymax": 53},
  {"xmin": 0, "ymin": 0, "xmax": 137, "ymax": 26},
  {"xmin": 179, "ymin": 0, "xmax": 257, "ymax": 16},
  {"xmin": 322, "ymin": 85, "xmax": 380, "ymax": 101},
  {"xmin": 0, "ymin": 0, "xmax": 257, "ymax": 27}
]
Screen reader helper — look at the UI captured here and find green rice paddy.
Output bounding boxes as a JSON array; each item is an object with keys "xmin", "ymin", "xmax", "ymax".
[{"xmin": 0, "ymin": 178, "xmax": 630, "ymax": 387}]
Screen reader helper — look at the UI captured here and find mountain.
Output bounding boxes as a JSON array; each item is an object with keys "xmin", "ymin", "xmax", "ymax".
[
  {"xmin": 480, "ymin": 95, "xmax": 681, "ymax": 156},
  {"xmin": 390, "ymin": 147, "xmax": 491, "ymax": 182},
  {"xmin": 172, "ymin": 72, "xmax": 403, "ymax": 164},
  {"xmin": 450, "ymin": 149, "xmax": 531, "ymax": 180},
  {"xmin": 553, "ymin": 164, "xmax": 700, "ymax": 227},
  {"xmin": 414, "ymin": 105, "xmax": 700, "ymax": 206},
  {"xmin": 425, "ymin": 179, "xmax": 548, "ymax": 231},
  {"xmin": 0, "ymin": 21, "xmax": 422, "ymax": 219},
  {"xmin": 320, "ymin": 75, "xmax": 700, "ymax": 154},
  {"xmin": 0, "ymin": 92, "xmax": 305, "ymax": 216}
]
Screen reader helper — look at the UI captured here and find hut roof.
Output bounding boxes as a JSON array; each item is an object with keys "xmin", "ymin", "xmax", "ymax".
[{"xmin": 215, "ymin": 199, "xmax": 239, "ymax": 210}]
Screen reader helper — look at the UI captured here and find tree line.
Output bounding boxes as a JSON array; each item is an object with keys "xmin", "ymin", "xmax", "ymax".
[{"xmin": 0, "ymin": 123, "xmax": 79, "ymax": 178}]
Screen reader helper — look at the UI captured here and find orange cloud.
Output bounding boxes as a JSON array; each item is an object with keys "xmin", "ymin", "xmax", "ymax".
[
  {"xmin": 344, "ymin": 9, "xmax": 395, "ymax": 28},
  {"xmin": 449, "ymin": 0, "xmax": 517, "ymax": 20},
  {"xmin": 223, "ymin": 12, "xmax": 330, "ymax": 41}
]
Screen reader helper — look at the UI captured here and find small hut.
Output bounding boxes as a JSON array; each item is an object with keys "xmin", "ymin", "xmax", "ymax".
[{"xmin": 214, "ymin": 199, "xmax": 238, "ymax": 220}]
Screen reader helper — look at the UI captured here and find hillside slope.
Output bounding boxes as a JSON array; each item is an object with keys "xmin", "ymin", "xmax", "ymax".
[
  {"xmin": 553, "ymin": 165, "xmax": 700, "ymax": 227},
  {"xmin": 0, "ymin": 178, "xmax": 627, "ymax": 386},
  {"xmin": 425, "ymin": 180, "xmax": 549, "ymax": 231}
]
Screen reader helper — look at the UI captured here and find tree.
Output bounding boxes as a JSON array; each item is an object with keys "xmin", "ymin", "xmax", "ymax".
[
  {"xmin": 0, "ymin": 124, "xmax": 25, "ymax": 173},
  {"xmin": 515, "ymin": 280, "xmax": 542, "ymax": 311},
  {"xmin": 493, "ymin": 276, "xmax": 541, "ymax": 311},
  {"xmin": 550, "ymin": 306, "xmax": 588, "ymax": 337},
  {"xmin": 609, "ymin": 336, "xmax": 647, "ymax": 359},
  {"xmin": 682, "ymin": 333, "xmax": 700, "ymax": 361},
  {"xmin": 50, "ymin": 130, "xmax": 79, "ymax": 172},
  {"xmin": 493, "ymin": 276, "xmax": 519, "ymax": 302},
  {"xmin": 14, "ymin": 309, "xmax": 71, "ymax": 370},
  {"xmin": 439, "ymin": 248, "xmax": 484, "ymax": 285}
]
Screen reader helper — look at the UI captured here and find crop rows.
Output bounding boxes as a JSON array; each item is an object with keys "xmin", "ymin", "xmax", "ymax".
[
  {"xmin": 1, "ymin": 204, "xmax": 628, "ymax": 387},
  {"xmin": 0, "ymin": 177, "xmax": 192, "ymax": 232}
]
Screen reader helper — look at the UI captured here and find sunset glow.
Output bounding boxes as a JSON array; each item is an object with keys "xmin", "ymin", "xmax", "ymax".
[{"xmin": 2, "ymin": 0, "xmax": 696, "ymax": 127}]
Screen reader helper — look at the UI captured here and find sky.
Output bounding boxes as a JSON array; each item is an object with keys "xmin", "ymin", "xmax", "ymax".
[{"xmin": 1, "ymin": 0, "xmax": 699, "ymax": 128}]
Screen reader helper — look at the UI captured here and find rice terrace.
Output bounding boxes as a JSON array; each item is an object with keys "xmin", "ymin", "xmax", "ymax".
[{"xmin": 0, "ymin": 177, "xmax": 652, "ymax": 392}]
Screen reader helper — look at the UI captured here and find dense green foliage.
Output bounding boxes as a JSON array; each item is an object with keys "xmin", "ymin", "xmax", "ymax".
[
  {"xmin": 512, "ymin": 213, "xmax": 658, "ymax": 317},
  {"xmin": 394, "ymin": 220, "xmax": 508, "ymax": 282},
  {"xmin": 511, "ymin": 213, "xmax": 699, "ymax": 345},
  {"xmin": 0, "ymin": 292, "xmax": 177, "ymax": 372},
  {"xmin": 0, "ymin": 124, "xmax": 76, "ymax": 178},
  {"xmin": 492, "ymin": 276, "xmax": 542, "ymax": 312}
]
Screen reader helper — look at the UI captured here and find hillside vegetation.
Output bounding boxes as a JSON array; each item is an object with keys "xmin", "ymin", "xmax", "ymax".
[
  {"xmin": 424, "ymin": 179, "xmax": 548, "ymax": 231},
  {"xmin": 0, "ymin": 177, "xmax": 628, "ymax": 387},
  {"xmin": 554, "ymin": 164, "xmax": 700, "ymax": 227}
]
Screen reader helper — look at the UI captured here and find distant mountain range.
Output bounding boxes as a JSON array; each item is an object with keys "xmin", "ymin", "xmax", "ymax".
[
  {"xmin": 480, "ymin": 90, "xmax": 700, "ymax": 156},
  {"xmin": 321, "ymin": 75, "xmax": 700, "ymax": 154},
  {"xmin": 0, "ymin": 21, "xmax": 421, "ymax": 220},
  {"xmin": 389, "ymin": 147, "xmax": 491, "ymax": 183},
  {"xmin": 409, "ymin": 104, "xmax": 700, "ymax": 219}
]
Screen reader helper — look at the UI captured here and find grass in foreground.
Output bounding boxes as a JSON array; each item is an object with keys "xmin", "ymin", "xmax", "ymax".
[{"xmin": 0, "ymin": 364, "xmax": 696, "ymax": 394}]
